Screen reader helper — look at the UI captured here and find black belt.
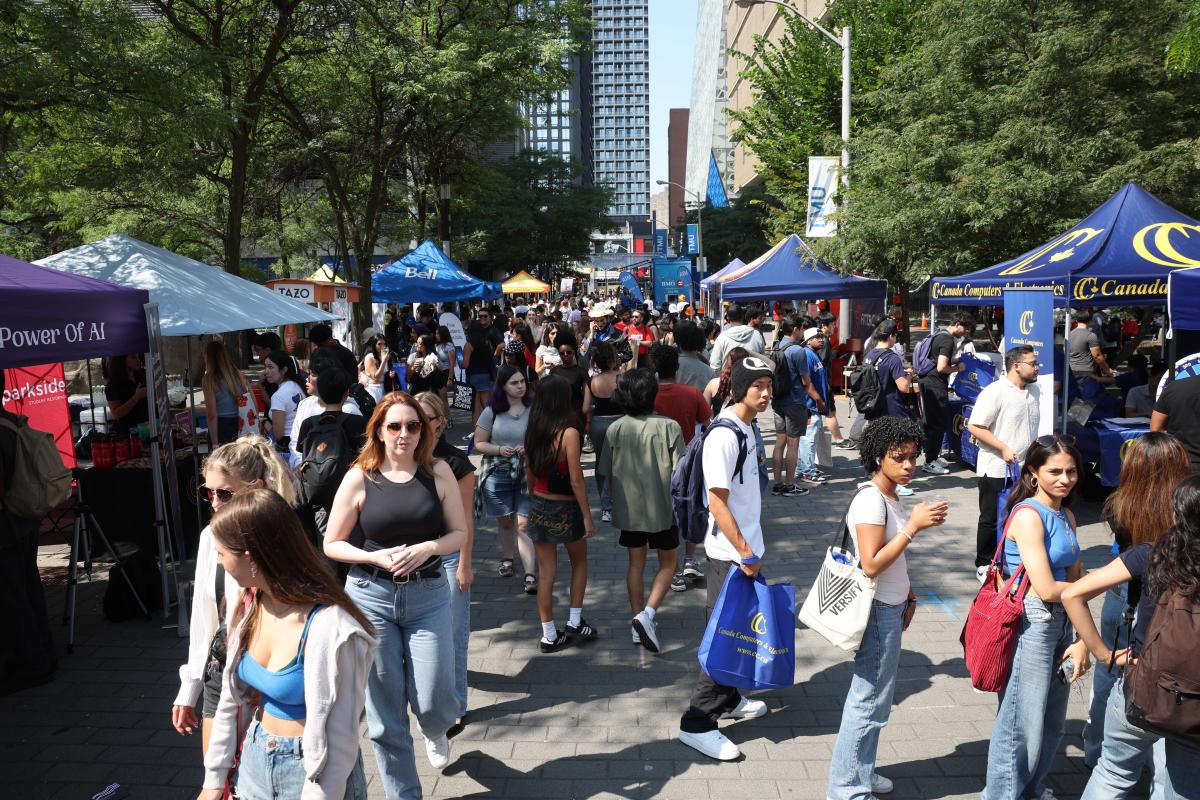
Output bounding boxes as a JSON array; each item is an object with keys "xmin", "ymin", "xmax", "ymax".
[{"xmin": 355, "ymin": 559, "xmax": 442, "ymax": 585}]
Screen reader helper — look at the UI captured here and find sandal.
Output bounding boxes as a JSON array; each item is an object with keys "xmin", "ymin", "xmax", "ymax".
[
  {"xmin": 498, "ymin": 559, "xmax": 515, "ymax": 578},
  {"xmin": 523, "ymin": 573, "xmax": 538, "ymax": 595}
]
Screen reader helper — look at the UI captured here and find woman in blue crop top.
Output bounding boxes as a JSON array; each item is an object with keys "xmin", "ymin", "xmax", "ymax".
[
  {"xmin": 200, "ymin": 488, "xmax": 376, "ymax": 800},
  {"xmin": 324, "ymin": 392, "xmax": 468, "ymax": 799},
  {"xmin": 525, "ymin": 374, "xmax": 596, "ymax": 654},
  {"xmin": 982, "ymin": 435, "xmax": 1092, "ymax": 800}
]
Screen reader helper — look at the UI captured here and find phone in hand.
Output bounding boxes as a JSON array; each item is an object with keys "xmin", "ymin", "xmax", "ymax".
[{"xmin": 1057, "ymin": 657, "xmax": 1075, "ymax": 684}]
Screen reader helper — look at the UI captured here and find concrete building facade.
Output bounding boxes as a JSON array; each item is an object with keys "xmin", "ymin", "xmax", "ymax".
[{"xmin": 667, "ymin": 107, "xmax": 689, "ymax": 229}]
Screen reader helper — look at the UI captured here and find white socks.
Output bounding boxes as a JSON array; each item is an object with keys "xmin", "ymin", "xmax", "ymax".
[
  {"xmin": 541, "ymin": 621, "xmax": 557, "ymax": 642},
  {"xmin": 642, "ymin": 606, "xmax": 656, "ymax": 621},
  {"xmin": 568, "ymin": 607, "xmax": 582, "ymax": 628}
]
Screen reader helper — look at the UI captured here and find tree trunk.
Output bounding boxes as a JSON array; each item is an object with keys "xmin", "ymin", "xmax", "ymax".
[{"xmin": 1108, "ymin": 308, "xmax": 1158, "ymax": 369}]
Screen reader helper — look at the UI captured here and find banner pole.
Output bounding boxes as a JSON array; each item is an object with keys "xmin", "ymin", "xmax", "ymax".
[{"xmin": 1062, "ymin": 275, "xmax": 1071, "ymax": 434}]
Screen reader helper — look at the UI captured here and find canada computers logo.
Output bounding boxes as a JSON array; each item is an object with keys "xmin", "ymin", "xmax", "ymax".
[
  {"xmin": 997, "ymin": 227, "xmax": 1104, "ymax": 276},
  {"xmin": 1019, "ymin": 310, "xmax": 1035, "ymax": 335},
  {"xmin": 750, "ymin": 612, "xmax": 767, "ymax": 635}
]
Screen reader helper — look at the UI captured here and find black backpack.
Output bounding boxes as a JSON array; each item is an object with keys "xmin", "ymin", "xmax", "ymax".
[
  {"xmin": 103, "ymin": 549, "xmax": 162, "ymax": 622},
  {"xmin": 771, "ymin": 342, "xmax": 797, "ymax": 413},
  {"xmin": 670, "ymin": 418, "xmax": 749, "ymax": 544},
  {"xmin": 849, "ymin": 350, "xmax": 890, "ymax": 417},
  {"xmin": 297, "ymin": 412, "xmax": 354, "ymax": 510}
]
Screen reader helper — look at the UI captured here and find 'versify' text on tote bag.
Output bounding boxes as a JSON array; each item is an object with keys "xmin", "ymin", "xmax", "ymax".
[
  {"xmin": 799, "ymin": 485, "xmax": 879, "ymax": 652},
  {"xmin": 698, "ymin": 568, "xmax": 796, "ymax": 690}
]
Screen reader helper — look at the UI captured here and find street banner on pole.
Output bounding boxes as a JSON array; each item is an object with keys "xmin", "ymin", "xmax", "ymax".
[
  {"xmin": 1003, "ymin": 289, "xmax": 1055, "ymax": 435},
  {"xmin": 654, "ymin": 230, "xmax": 668, "ymax": 255},
  {"xmin": 806, "ymin": 156, "xmax": 839, "ymax": 238},
  {"xmin": 619, "ymin": 272, "xmax": 645, "ymax": 304},
  {"xmin": 686, "ymin": 225, "xmax": 700, "ymax": 255}
]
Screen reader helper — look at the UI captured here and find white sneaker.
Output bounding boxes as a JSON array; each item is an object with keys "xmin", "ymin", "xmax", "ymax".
[
  {"xmin": 632, "ymin": 625, "xmax": 641, "ymax": 644},
  {"xmin": 872, "ymin": 773, "xmax": 895, "ymax": 794},
  {"xmin": 632, "ymin": 610, "xmax": 661, "ymax": 653},
  {"xmin": 720, "ymin": 696, "xmax": 768, "ymax": 720},
  {"xmin": 976, "ymin": 565, "xmax": 991, "ymax": 584},
  {"xmin": 600, "ymin": 510, "xmax": 612, "ymax": 523},
  {"xmin": 678, "ymin": 729, "xmax": 741, "ymax": 760},
  {"xmin": 922, "ymin": 461, "xmax": 950, "ymax": 475},
  {"xmin": 896, "ymin": 484, "xmax": 914, "ymax": 497},
  {"xmin": 424, "ymin": 734, "xmax": 451, "ymax": 770}
]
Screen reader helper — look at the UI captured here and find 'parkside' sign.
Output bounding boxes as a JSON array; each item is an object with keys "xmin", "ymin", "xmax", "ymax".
[{"xmin": 0, "ymin": 321, "xmax": 110, "ymax": 351}]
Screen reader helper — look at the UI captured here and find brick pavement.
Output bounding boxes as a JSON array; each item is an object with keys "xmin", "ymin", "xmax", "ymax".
[{"xmin": 4, "ymin": 399, "xmax": 1148, "ymax": 799}]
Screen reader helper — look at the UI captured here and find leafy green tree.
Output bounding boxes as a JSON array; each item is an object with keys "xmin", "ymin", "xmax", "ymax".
[
  {"xmin": 1167, "ymin": 1, "xmax": 1200, "ymax": 72},
  {"xmin": 818, "ymin": 0, "xmax": 1200, "ymax": 308}
]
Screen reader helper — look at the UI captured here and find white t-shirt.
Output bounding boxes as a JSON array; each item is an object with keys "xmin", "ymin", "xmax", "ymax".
[
  {"xmin": 968, "ymin": 376, "xmax": 1040, "ymax": 479},
  {"xmin": 536, "ymin": 344, "xmax": 561, "ymax": 375},
  {"xmin": 289, "ymin": 393, "xmax": 361, "ymax": 462},
  {"xmin": 846, "ymin": 482, "xmax": 910, "ymax": 604},
  {"xmin": 702, "ymin": 408, "xmax": 763, "ymax": 563}
]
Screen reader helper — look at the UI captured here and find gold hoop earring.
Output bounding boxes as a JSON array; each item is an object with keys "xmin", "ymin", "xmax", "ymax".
[{"xmin": 1030, "ymin": 477, "xmax": 1039, "ymax": 490}]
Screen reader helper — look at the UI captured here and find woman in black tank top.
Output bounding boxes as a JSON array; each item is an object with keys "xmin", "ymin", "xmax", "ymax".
[
  {"xmin": 324, "ymin": 392, "xmax": 468, "ymax": 794},
  {"xmin": 524, "ymin": 375, "xmax": 597, "ymax": 654},
  {"xmin": 587, "ymin": 341, "xmax": 622, "ymax": 523}
]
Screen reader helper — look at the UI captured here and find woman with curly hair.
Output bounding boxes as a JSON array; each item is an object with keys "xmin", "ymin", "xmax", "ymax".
[
  {"xmin": 1064, "ymin": 444, "xmax": 1199, "ymax": 800},
  {"xmin": 827, "ymin": 416, "xmax": 947, "ymax": 800}
]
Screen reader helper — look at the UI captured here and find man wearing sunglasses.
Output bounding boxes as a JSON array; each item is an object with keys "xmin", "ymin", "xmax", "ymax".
[{"xmin": 966, "ymin": 346, "xmax": 1042, "ymax": 582}]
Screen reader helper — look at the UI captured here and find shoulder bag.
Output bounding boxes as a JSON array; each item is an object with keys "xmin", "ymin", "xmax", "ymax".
[{"xmin": 960, "ymin": 506, "xmax": 1031, "ymax": 692}]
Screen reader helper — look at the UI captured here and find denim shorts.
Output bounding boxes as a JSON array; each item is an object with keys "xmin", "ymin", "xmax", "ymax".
[
  {"xmin": 527, "ymin": 494, "xmax": 586, "ymax": 544},
  {"xmin": 480, "ymin": 464, "xmax": 531, "ymax": 518},
  {"xmin": 235, "ymin": 716, "xmax": 367, "ymax": 800},
  {"xmin": 467, "ymin": 372, "xmax": 494, "ymax": 393}
]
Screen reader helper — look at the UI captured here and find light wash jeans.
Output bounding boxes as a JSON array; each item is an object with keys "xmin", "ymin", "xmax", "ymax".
[
  {"xmin": 235, "ymin": 716, "xmax": 367, "ymax": 800},
  {"xmin": 982, "ymin": 595, "xmax": 1072, "ymax": 800},
  {"xmin": 589, "ymin": 414, "xmax": 619, "ymax": 513},
  {"xmin": 347, "ymin": 567, "xmax": 456, "ymax": 800},
  {"xmin": 827, "ymin": 599, "xmax": 905, "ymax": 800},
  {"xmin": 795, "ymin": 413, "xmax": 822, "ymax": 478},
  {"xmin": 1082, "ymin": 675, "xmax": 1195, "ymax": 799},
  {"xmin": 442, "ymin": 550, "xmax": 471, "ymax": 720},
  {"xmin": 1085, "ymin": 582, "xmax": 1128, "ymax": 766}
]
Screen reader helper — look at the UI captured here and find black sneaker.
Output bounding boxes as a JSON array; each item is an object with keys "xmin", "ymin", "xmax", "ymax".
[
  {"xmin": 835, "ymin": 438, "xmax": 858, "ymax": 450},
  {"xmin": 539, "ymin": 630, "xmax": 570, "ymax": 653},
  {"xmin": 670, "ymin": 572, "xmax": 688, "ymax": 592},
  {"xmin": 565, "ymin": 619, "xmax": 598, "ymax": 643},
  {"xmin": 780, "ymin": 483, "xmax": 810, "ymax": 496},
  {"xmin": 771, "ymin": 483, "xmax": 786, "ymax": 496}
]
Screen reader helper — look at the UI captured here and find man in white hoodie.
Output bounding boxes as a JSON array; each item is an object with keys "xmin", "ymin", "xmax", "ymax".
[{"xmin": 708, "ymin": 303, "xmax": 766, "ymax": 373}]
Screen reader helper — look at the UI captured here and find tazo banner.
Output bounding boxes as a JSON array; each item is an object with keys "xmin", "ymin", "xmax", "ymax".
[
  {"xmin": 1003, "ymin": 289, "xmax": 1055, "ymax": 435},
  {"xmin": 806, "ymin": 156, "xmax": 839, "ymax": 238}
]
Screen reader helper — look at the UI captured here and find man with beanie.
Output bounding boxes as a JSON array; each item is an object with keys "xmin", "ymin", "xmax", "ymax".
[{"xmin": 678, "ymin": 356, "xmax": 773, "ymax": 761}]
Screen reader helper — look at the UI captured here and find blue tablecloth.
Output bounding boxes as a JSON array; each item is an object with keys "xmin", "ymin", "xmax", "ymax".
[{"xmin": 1092, "ymin": 420, "xmax": 1150, "ymax": 487}]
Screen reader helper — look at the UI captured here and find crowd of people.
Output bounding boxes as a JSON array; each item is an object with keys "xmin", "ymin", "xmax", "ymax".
[{"xmin": 153, "ymin": 297, "xmax": 1200, "ymax": 800}]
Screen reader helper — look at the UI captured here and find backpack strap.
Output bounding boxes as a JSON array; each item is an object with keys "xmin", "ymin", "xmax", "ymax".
[{"xmin": 707, "ymin": 418, "xmax": 749, "ymax": 484}]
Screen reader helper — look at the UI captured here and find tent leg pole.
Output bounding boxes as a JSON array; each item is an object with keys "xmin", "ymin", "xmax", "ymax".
[
  {"xmin": 188, "ymin": 338, "xmax": 203, "ymax": 538},
  {"xmin": 1062, "ymin": 301, "xmax": 1071, "ymax": 434}
]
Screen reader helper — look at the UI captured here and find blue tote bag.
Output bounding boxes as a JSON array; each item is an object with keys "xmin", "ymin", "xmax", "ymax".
[
  {"xmin": 697, "ymin": 569, "xmax": 796, "ymax": 690},
  {"xmin": 995, "ymin": 461, "xmax": 1021, "ymax": 546}
]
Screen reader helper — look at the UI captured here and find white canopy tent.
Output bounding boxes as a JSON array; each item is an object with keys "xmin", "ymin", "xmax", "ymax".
[{"xmin": 36, "ymin": 234, "xmax": 337, "ymax": 335}]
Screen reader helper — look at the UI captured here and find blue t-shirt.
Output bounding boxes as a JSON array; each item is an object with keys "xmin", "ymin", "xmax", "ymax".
[
  {"xmin": 866, "ymin": 347, "xmax": 912, "ymax": 419},
  {"xmin": 778, "ymin": 342, "xmax": 808, "ymax": 406},
  {"xmin": 1117, "ymin": 543, "xmax": 1159, "ymax": 652},
  {"xmin": 803, "ymin": 346, "xmax": 826, "ymax": 413},
  {"xmin": 1002, "ymin": 499, "xmax": 1080, "ymax": 580}
]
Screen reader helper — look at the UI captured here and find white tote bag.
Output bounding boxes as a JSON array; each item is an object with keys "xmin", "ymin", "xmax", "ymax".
[
  {"xmin": 799, "ymin": 487, "xmax": 879, "ymax": 651},
  {"xmin": 815, "ymin": 423, "xmax": 834, "ymax": 468}
]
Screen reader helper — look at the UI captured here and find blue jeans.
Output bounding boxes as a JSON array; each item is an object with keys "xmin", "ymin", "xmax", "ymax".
[
  {"xmin": 828, "ymin": 599, "xmax": 905, "ymax": 800},
  {"xmin": 982, "ymin": 595, "xmax": 1072, "ymax": 800},
  {"xmin": 589, "ymin": 414, "xmax": 618, "ymax": 513},
  {"xmin": 346, "ymin": 568, "xmax": 456, "ymax": 800},
  {"xmin": 1085, "ymin": 582, "xmax": 1128, "ymax": 766},
  {"xmin": 442, "ymin": 550, "xmax": 471, "ymax": 720},
  {"xmin": 795, "ymin": 414, "xmax": 822, "ymax": 478},
  {"xmin": 1082, "ymin": 675, "xmax": 1195, "ymax": 799},
  {"xmin": 235, "ymin": 716, "xmax": 367, "ymax": 800}
]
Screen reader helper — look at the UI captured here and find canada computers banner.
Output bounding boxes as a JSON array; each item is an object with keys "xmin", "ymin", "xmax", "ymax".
[
  {"xmin": 806, "ymin": 156, "xmax": 839, "ymax": 238},
  {"xmin": 1003, "ymin": 289, "xmax": 1055, "ymax": 435}
]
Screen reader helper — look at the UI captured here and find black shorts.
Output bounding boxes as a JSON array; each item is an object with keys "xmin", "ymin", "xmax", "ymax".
[
  {"xmin": 619, "ymin": 527, "xmax": 679, "ymax": 551},
  {"xmin": 527, "ymin": 495, "xmax": 586, "ymax": 544}
]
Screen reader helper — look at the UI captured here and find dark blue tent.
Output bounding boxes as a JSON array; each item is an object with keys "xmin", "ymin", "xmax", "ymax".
[
  {"xmin": 931, "ymin": 183, "xmax": 1200, "ymax": 307},
  {"xmin": 1170, "ymin": 266, "xmax": 1200, "ymax": 331},
  {"xmin": 718, "ymin": 234, "xmax": 887, "ymax": 301},
  {"xmin": 372, "ymin": 240, "xmax": 502, "ymax": 304}
]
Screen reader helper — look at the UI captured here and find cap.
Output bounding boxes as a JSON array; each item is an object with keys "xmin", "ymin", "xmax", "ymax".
[
  {"xmin": 589, "ymin": 302, "xmax": 613, "ymax": 319},
  {"xmin": 803, "ymin": 327, "xmax": 822, "ymax": 343}
]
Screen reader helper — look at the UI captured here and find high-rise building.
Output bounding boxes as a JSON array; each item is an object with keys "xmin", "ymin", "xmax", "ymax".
[
  {"xmin": 668, "ymin": 108, "xmax": 690, "ymax": 229},
  {"xmin": 521, "ymin": 1, "xmax": 650, "ymax": 225},
  {"xmin": 686, "ymin": 0, "xmax": 736, "ymax": 205}
]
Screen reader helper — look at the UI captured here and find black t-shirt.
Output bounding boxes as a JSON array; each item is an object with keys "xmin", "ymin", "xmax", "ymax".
[
  {"xmin": 105, "ymin": 375, "xmax": 150, "ymax": 434},
  {"xmin": 466, "ymin": 326, "xmax": 502, "ymax": 375},
  {"xmin": 1154, "ymin": 377, "xmax": 1200, "ymax": 473},
  {"xmin": 296, "ymin": 410, "xmax": 367, "ymax": 457},
  {"xmin": 433, "ymin": 437, "xmax": 475, "ymax": 481},
  {"xmin": 922, "ymin": 331, "xmax": 956, "ymax": 387},
  {"xmin": 1118, "ymin": 543, "xmax": 1159, "ymax": 652},
  {"xmin": 551, "ymin": 363, "xmax": 588, "ymax": 415}
]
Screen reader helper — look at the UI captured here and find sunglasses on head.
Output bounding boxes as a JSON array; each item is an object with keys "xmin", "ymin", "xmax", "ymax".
[
  {"xmin": 200, "ymin": 484, "xmax": 236, "ymax": 504},
  {"xmin": 385, "ymin": 420, "xmax": 423, "ymax": 434},
  {"xmin": 1035, "ymin": 433, "xmax": 1076, "ymax": 447}
]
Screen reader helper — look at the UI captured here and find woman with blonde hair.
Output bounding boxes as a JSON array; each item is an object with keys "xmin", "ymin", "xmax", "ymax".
[
  {"xmin": 170, "ymin": 436, "xmax": 296, "ymax": 754},
  {"xmin": 199, "ymin": 488, "xmax": 375, "ymax": 800},
  {"xmin": 325, "ymin": 393, "xmax": 468, "ymax": 796},
  {"xmin": 201, "ymin": 339, "xmax": 253, "ymax": 447}
]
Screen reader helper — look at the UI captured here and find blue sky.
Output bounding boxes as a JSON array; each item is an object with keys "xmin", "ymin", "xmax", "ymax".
[{"xmin": 649, "ymin": 0, "xmax": 697, "ymax": 187}]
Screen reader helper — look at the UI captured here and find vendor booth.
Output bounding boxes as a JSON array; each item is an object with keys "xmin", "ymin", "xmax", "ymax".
[
  {"xmin": 373, "ymin": 239, "xmax": 502, "ymax": 304},
  {"xmin": 266, "ymin": 267, "xmax": 362, "ymax": 350},
  {"xmin": 713, "ymin": 234, "xmax": 888, "ymax": 303},
  {"xmin": 501, "ymin": 270, "xmax": 551, "ymax": 296}
]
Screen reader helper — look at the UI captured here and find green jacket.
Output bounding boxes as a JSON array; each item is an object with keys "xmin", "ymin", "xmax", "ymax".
[{"xmin": 597, "ymin": 413, "xmax": 685, "ymax": 533}]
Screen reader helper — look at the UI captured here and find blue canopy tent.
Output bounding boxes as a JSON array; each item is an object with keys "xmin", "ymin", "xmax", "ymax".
[
  {"xmin": 699, "ymin": 257, "xmax": 745, "ymax": 292},
  {"xmin": 1169, "ymin": 266, "xmax": 1200, "ymax": 332},
  {"xmin": 372, "ymin": 240, "xmax": 502, "ymax": 304},
  {"xmin": 930, "ymin": 183, "xmax": 1200, "ymax": 308},
  {"xmin": 718, "ymin": 234, "xmax": 887, "ymax": 301}
]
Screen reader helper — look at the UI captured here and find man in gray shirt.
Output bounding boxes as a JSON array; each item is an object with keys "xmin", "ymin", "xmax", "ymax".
[
  {"xmin": 674, "ymin": 320, "xmax": 714, "ymax": 393},
  {"xmin": 1067, "ymin": 308, "xmax": 1114, "ymax": 383}
]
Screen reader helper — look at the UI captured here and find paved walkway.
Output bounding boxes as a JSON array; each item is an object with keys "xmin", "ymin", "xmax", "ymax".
[{"xmin": 5, "ymin": 400, "xmax": 1147, "ymax": 799}]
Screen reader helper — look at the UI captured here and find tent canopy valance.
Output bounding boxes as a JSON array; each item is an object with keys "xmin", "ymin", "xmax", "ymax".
[
  {"xmin": 1169, "ymin": 266, "xmax": 1200, "ymax": 332},
  {"xmin": 699, "ymin": 258, "xmax": 745, "ymax": 291},
  {"xmin": 0, "ymin": 254, "xmax": 150, "ymax": 368},
  {"xmin": 718, "ymin": 234, "xmax": 887, "ymax": 301},
  {"xmin": 35, "ymin": 234, "xmax": 337, "ymax": 336},
  {"xmin": 931, "ymin": 183, "xmax": 1200, "ymax": 307},
  {"xmin": 502, "ymin": 270, "xmax": 551, "ymax": 294},
  {"xmin": 372, "ymin": 240, "xmax": 502, "ymax": 304}
]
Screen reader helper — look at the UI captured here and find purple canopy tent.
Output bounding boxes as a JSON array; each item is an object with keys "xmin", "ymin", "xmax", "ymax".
[{"xmin": 0, "ymin": 254, "xmax": 150, "ymax": 369}]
